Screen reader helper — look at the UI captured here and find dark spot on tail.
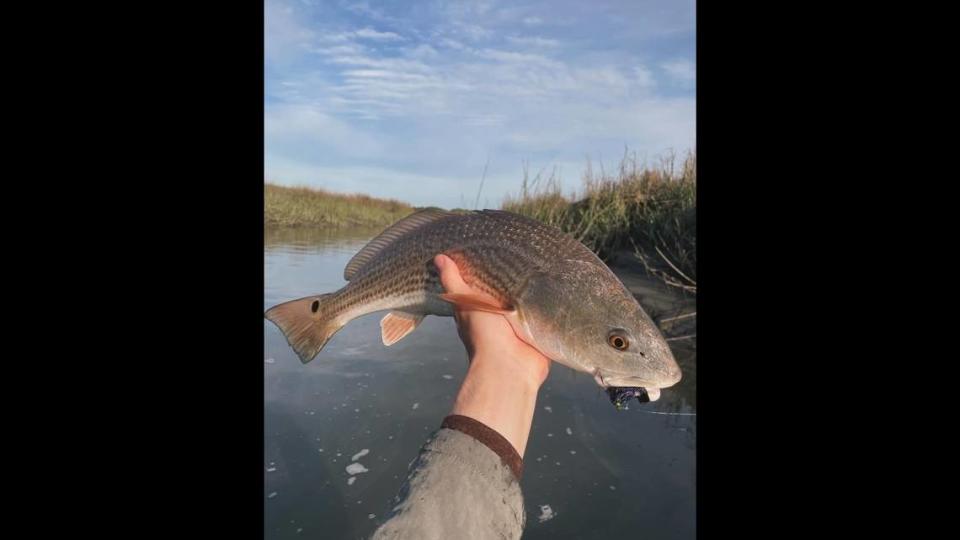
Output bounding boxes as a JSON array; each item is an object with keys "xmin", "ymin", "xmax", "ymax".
[{"xmin": 311, "ymin": 300, "xmax": 320, "ymax": 313}]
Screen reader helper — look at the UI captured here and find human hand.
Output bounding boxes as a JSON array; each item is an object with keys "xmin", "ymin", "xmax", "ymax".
[
  {"xmin": 434, "ymin": 254, "xmax": 551, "ymax": 386},
  {"xmin": 434, "ymin": 253, "xmax": 550, "ymax": 457}
]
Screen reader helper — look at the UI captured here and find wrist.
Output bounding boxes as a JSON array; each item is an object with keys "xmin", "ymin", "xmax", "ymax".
[
  {"xmin": 450, "ymin": 355, "xmax": 542, "ymax": 457},
  {"xmin": 468, "ymin": 346, "xmax": 549, "ymax": 389}
]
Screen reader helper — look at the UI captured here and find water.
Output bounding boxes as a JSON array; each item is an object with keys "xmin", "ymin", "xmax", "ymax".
[{"xmin": 264, "ymin": 227, "xmax": 696, "ymax": 539}]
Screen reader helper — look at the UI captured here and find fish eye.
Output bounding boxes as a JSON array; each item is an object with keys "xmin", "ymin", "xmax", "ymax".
[{"xmin": 607, "ymin": 330, "xmax": 629, "ymax": 351}]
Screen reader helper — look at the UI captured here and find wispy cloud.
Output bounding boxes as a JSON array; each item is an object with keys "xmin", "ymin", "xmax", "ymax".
[
  {"xmin": 661, "ymin": 59, "xmax": 696, "ymax": 86},
  {"xmin": 342, "ymin": 1, "xmax": 394, "ymax": 22},
  {"xmin": 634, "ymin": 66, "xmax": 656, "ymax": 88},
  {"xmin": 265, "ymin": 0, "xmax": 315, "ymax": 66},
  {"xmin": 506, "ymin": 35, "xmax": 560, "ymax": 48},
  {"xmin": 438, "ymin": 38, "xmax": 466, "ymax": 50},
  {"xmin": 323, "ymin": 27, "xmax": 405, "ymax": 42},
  {"xmin": 472, "ymin": 48, "xmax": 560, "ymax": 67}
]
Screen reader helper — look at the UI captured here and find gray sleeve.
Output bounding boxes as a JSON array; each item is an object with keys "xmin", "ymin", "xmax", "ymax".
[{"xmin": 371, "ymin": 426, "xmax": 526, "ymax": 540}]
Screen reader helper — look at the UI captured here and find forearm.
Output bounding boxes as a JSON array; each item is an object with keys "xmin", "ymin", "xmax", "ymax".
[
  {"xmin": 371, "ymin": 424, "xmax": 526, "ymax": 539},
  {"xmin": 373, "ymin": 352, "xmax": 538, "ymax": 539},
  {"xmin": 450, "ymin": 351, "xmax": 540, "ymax": 457}
]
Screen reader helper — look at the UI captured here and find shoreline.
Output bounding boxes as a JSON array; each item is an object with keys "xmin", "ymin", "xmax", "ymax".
[{"xmin": 264, "ymin": 183, "xmax": 414, "ymax": 229}]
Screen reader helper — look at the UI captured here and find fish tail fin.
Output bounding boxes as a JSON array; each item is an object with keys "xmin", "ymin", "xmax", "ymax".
[{"xmin": 265, "ymin": 293, "xmax": 342, "ymax": 364}]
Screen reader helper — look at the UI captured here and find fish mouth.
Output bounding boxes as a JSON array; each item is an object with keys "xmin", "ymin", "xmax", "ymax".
[
  {"xmin": 605, "ymin": 386, "xmax": 656, "ymax": 409},
  {"xmin": 593, "ymin": 370, "xmax": 664, "ymax": 405}
]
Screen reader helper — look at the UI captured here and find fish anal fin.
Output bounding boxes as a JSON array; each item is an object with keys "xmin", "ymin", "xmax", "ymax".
[
  {"xmin": 380, "ymin": 311, "xmax": 425, "ymax": 346},
  {"xmin": 439, "ymin": 293, "xmax": 514, "ymax": 315}
]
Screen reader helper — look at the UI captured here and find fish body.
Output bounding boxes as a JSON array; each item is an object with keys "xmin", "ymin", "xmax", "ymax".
[{"xmin": 265, "ymin": 208, "xmax": 682, "ymax": 397}]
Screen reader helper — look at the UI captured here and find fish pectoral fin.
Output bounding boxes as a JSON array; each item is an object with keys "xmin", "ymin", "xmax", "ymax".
[
  {"xmin": 380, "ymin": 311, "xmax": 425, "ymax": 346},
  {"xmin": 438, "ymin": 293, "xmax": 514, "ymax": 315}
]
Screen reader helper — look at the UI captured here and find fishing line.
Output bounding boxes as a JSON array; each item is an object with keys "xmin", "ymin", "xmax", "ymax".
[
  {"xmin": 637, "ymin": 410, "xmax": 696, "ymax": 416},
  {"xmin": 593, "ymin": 386, "xmax": 697, "ymax": 415}
]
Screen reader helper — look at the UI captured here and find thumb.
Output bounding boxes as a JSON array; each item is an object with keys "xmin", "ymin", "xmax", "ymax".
[{"xmin": 434, "ymin": 254, "xmax": 471, "ymax": 294}]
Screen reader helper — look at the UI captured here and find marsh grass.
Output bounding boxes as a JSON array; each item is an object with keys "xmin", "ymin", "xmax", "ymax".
[
  {"xmin": 502, "ymin": 150, "xmax": 696, "ymax": 292},
  {"xmin": 264, "ymin": 183, "xmax": 415, "ymax": 229}
]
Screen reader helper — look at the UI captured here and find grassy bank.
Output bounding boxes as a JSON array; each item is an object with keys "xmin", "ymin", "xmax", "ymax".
[
  {"xmin": 265, "ymin": 184, "xmax": 415, "ymax": 229},
  {"xmin": 264, "ymin": 153, "xmax": 695, "ymax": 292},
  {"xmin": 502, "ymin": 150, "xmax": 696, "ymax": 293}
]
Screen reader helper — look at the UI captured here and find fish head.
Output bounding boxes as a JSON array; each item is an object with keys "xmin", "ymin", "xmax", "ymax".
[
  {"xmin": 519, "ymin": 261, "xmax": 682, "ymax": 399},
  {"xmin": 565, "ymin": 301, "xmax": 682, "ymax": 399}
]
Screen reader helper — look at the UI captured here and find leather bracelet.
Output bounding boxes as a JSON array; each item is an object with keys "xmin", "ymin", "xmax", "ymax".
[{"xmin": 441, "ymin": 414, "xmax": 524, "ymax": 481}]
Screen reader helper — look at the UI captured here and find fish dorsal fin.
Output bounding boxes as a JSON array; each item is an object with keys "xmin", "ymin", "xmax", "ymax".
[{"xmin": 344, "ymin": 207, "xmax": 453, "ymax": 281}]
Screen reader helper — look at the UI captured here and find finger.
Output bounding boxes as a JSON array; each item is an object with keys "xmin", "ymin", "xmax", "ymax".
[
  {"xmin": 434, "ymin": 254, "xmax": 471, "ymax": 294},
  {"xmin": 435, "ymin": 254, "xmax": 505, "ymax": 315}
]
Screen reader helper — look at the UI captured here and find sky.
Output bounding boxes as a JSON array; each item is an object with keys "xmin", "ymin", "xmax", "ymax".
[{"xmin": 265, "ymin": 0, "xmax": 695, "ymax": 209}]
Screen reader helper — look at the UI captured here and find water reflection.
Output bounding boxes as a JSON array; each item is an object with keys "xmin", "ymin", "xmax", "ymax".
[{"xmin": 264, "ymin": 227, "xmax": 696, "ymax": 540}]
